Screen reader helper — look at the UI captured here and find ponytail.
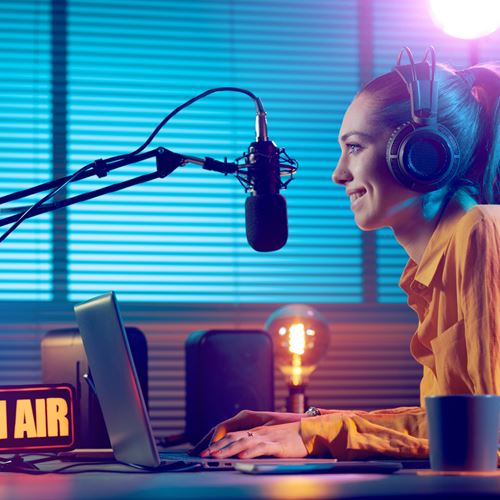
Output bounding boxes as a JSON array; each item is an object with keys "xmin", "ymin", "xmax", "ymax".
[{"xmin": 462, "ymin": 65, "xmax": 500, "ymax": 204}]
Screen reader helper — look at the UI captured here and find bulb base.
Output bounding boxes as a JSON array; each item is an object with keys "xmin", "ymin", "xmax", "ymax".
[{"xmin": 286, "ymin": 385, "xmax": 308, "ymax": 413}]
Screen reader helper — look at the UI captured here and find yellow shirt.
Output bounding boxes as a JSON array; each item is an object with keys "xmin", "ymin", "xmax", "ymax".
[{"xmin": 300, "ymin": 201, "xmax": 500, "ymax": 459}]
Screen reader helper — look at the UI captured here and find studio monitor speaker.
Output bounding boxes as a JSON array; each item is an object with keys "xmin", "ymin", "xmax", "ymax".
[
  {"xmin": 42, "ymin": 326, "xmax": 148, "ymax": 449},
  {"xmin": 185, "ymin": 329, "xmax": 274, "ymax": 444}
]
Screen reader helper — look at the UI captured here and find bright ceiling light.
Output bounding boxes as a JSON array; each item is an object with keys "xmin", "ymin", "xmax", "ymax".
[{"xmin": 429, "ymin": 0, "xmax": 500, "ymax": 39}]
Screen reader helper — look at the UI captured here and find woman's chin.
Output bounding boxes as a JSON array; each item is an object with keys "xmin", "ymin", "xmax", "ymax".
[{"xmin": 354, "ymin": 213, "xmax": 382, "ymax": 232}]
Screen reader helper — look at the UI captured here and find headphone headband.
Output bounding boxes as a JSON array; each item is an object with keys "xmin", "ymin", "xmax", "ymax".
[
  {"xmin": 385, "ymin": 46, "xmax": 461, "ymax": 193},
  {"xmin": 394, "ymin": 47, "xmax": 438, "ymax": 126}
]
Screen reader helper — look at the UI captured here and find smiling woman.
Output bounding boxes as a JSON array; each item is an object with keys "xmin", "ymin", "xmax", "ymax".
[
  {"xmin": 333, "ymin": 94, "xmax": 414, "ymax": 233},
  {"xmin": 197, "ymin": 47, "xmax": 500, "ymax": 461}
]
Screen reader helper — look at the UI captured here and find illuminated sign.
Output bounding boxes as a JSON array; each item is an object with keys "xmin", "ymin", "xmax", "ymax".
[{"xmin": 0, "ymin": 384, "xmax": 75, "ymax": 453}]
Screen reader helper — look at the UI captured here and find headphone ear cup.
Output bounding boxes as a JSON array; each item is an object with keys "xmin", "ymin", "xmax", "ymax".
[{"xmin": 386, "ymin": 122, "xmax": 461, "ymax": 192}]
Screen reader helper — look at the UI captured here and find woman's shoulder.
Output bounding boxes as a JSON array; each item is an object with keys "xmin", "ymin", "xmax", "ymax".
[
  {"xmin": 455, "ymin": 204, "xmax": 500, "ymax": 233},
  {"xmin": 450, "ymin": 205, "xmax": 500, "ymax": 263}
]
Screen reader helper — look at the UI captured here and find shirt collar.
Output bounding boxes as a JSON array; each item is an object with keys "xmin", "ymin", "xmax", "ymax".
[{"xmin": 400, "ymin": 193, "xmax": 472, "ymax": 290}]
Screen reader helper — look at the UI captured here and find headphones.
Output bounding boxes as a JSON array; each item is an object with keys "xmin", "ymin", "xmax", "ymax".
[{"xmin": 386, "ymin": 46, "xmax": 461, "ymax": 193}]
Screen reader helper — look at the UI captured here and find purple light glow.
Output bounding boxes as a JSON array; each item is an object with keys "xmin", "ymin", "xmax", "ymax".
[{"xmin": 429, "ymin": 0, "xmax": 500, "ymax": 39}]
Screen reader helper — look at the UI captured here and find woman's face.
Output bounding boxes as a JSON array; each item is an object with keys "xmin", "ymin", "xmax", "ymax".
[{"xmin": 332, "ymin": 93, "xmax": 419, "ymax": 231}]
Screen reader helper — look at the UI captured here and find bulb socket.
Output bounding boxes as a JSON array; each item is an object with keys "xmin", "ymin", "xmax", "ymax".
[{"xmin": 286, "ymin": 385, "xmax": 308, "ymax": 413}]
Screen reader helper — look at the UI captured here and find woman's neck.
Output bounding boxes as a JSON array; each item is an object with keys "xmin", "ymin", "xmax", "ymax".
[{"xmin": 390, "ymin": 189, "xmax": 477, "ymax": 265}]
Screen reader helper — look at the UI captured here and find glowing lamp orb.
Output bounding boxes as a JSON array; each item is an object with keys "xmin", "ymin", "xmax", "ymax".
[{"xmin": 429, "ymin": 0, "xmax": 500, "ymax": 39}]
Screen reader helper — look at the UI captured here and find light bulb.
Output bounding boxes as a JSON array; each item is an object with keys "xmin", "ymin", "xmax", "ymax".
[
  {"xmin": 429, "ymin": 0, "xmax": 500, "ymax": 40},
  {"xmin": 266, "ymin": 304, "xmax": 330, "ymax": 413}
]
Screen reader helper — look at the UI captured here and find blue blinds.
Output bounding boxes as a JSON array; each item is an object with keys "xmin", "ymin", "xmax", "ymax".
[
  {"xmin": 2, "ymin": 1, "xmax": 496, "ymax": 306},
  {"xmin": 66, "ymin": 0, "xmax": 362, "ymax": 303},
  {"xmin": 372, "ymin": 0, "xmax": 474, "ymax": 303},
  {"xmin": 0, "ymin": 1, "xmax": 52, "ymax": 300}
]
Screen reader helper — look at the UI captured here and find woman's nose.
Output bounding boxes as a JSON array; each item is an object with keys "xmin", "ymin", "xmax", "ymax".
[{"xmin": 332, "ymin": 158, "xmax": 351, "ymax": 185}]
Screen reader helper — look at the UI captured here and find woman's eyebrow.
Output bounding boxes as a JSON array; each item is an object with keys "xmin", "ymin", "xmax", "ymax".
[{"xmin": 339, "ymin": 131, "xmax": 374, "ymax": 143}]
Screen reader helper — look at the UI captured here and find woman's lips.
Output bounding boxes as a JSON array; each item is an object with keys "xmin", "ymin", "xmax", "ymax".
[{"xmin": 348, "ymin": 188, "xmax": 367, "ymax": 204}]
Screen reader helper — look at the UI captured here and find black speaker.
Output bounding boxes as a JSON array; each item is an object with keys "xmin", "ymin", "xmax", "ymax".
[
  {"xmin": 185, "ymin": 329, "xmax": 274, "ymax": 445},
  {"xmin": 41, "ymin": 327, "xmax": 148, "ymax": 449}
]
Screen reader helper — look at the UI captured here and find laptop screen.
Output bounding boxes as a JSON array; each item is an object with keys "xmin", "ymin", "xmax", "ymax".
[{"xmin": 74, "ymin": 291, "xmax": 161, "ymax": 467}]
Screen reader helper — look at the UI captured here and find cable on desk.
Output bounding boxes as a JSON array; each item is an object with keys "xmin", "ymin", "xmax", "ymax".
[{"xmin": 0, "ymin": 454, "xmax": 202, "ymax": 474}]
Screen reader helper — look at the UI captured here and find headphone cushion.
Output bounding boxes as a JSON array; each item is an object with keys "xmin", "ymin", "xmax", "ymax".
[{"xmin": 386, "ymin": 122, "xmax": 461, "ymax": 192}]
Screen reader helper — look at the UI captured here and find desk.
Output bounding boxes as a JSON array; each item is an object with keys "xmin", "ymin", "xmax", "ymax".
[{"xmin": 1, "ymin": 467, "xmax": 500, "ymax": 499}]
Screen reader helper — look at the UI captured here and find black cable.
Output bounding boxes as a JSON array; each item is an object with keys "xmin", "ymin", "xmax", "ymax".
[
  {"xmin": 47, "ymin": 460, "xmax": 198, "ymax": 474},
  {"xmin": 0, "ymin": 162, "xmax": 94, "ymax": 243},
  {"xmin": 0, "ymin": 453, "xmax": 59, "ymax": 465},
  {"xmin": 0, "ymin": 453, "xmax": 57, "ymax": 459},
  {"xmin": 0, "ymin": 87, "xmax": 262, "ymax": 244},
  {"xmin": 107, "ymin": 87, "xmax": 263, "ymax": 164},
  {"xmin": 0, "ymin": 457, "xmax": 201, "ymax": 474}
]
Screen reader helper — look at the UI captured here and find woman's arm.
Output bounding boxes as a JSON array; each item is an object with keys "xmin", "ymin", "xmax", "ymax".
[
  {"xmin": 460, "ymin": 212, "xmax": 500, "ymax": 394},
  {"xmin": 201, "ymin": 406, "xmax": 429, "ymax": 459},
  {"xmin": 301, "ymin": 406, "xmax": 428, "ymax": 459}
]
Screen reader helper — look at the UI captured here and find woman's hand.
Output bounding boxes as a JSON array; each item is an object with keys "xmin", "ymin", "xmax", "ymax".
[
  {"xmin": 213, "ymin": 409, "xmax": 303, "ymax": 438},
  {"xmin": 200, "ymin": 421, "xmax": 308, "ymax": 459},
  {"xmin": 191, "ymin": 409, "xmax": 303, "ymax": 454}
]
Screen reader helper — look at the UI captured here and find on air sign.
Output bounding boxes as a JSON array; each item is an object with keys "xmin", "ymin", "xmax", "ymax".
[{"xmin": 0, "ymin": 385, "xmax": 75, "ymax": 452}]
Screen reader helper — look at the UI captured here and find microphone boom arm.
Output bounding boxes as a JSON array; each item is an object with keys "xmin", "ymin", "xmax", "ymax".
[
  {"xmin": 0, "ymin": 147, "xmax": 198, "ymax": 228},
  {"xmin": 0, "ymin": 142, "xmax": 295, "ymax": 251}
]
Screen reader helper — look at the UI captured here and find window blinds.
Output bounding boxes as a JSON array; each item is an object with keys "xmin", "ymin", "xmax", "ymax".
[
  {"xmin": 0, "ymin": 0, "xmax": 52, "ymax": 301},
  {"xmin": 66, "ymin": 0, "xmax": 362, "ymax": 303},
  {"xmin": 1, "ymin": 1, "xmax": 497, "ymax": 307}
]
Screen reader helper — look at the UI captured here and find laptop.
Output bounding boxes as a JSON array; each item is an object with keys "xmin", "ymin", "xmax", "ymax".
[{"xmin": 73, "ymin": 291, "xmax": 402, "ymax": 472}]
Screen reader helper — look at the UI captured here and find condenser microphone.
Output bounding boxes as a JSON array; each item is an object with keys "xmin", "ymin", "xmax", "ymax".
[
  {"xmin": 244, "ymin": 109, "xmax": 288, "ymax": 252},
  {"xmin": 198, "ymin": 95, "xmax": 296, "ymax": 252}
]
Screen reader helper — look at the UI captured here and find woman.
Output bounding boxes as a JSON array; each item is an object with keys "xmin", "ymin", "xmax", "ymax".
[{"xmin": 199, "ymin": 49, "xmax": 500, "ymax": 460}]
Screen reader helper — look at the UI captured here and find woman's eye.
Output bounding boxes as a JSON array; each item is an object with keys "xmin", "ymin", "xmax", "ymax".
[{"xmin": 346, "ymin": 143, "xmax": 362, "ymax": 154}]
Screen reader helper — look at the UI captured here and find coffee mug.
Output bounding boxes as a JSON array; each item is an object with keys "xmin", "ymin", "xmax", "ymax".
[{"xmin": 425, "ymin": 394, "xmax": 500, "ymax": 471}]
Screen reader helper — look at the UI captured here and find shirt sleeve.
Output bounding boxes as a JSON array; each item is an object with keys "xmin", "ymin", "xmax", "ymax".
[
  {"xmin": 300, "ymin": 406, "xmax": 428, "ymax": 459},
  {"xmin": 460, "ymin": 213, "xmax": 500, "ymax": 394}
]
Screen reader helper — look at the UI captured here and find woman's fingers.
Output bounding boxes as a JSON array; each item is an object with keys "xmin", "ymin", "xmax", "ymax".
[
  {"xmin": 198, "ymin": 411, "xmax": 305, "ymax": 457},
  {"xmin": 189, "ymin": 427, "xmax": 215, "ymax": 455},
  {"xmin": 201, "ymin": 422, "xmax": 307, "ymax": 459},
  {"xmin": 211, "ymin": 422, "xmax": 229, "ymax": 443},
  {"xmin": 211, "ymin": 410, "xmax": 257, "ymax": 440},
  {"xmin": 200, "ymin": 430, "xmax": 247, "ymax": 457},
  {"xmin": 197, "ymin": 411, "xmax": 302, "ymax": 456},
  {"xmin": 207, "ymin": 432, "xmax": 254, "ymax": 458},
  {"xmin": 208, "ymin": 410, "xmax": 269, "ymax": 446},
  {"xmin": 237, "ymin": 441, "xmax": 274, "ymax": 459}
]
